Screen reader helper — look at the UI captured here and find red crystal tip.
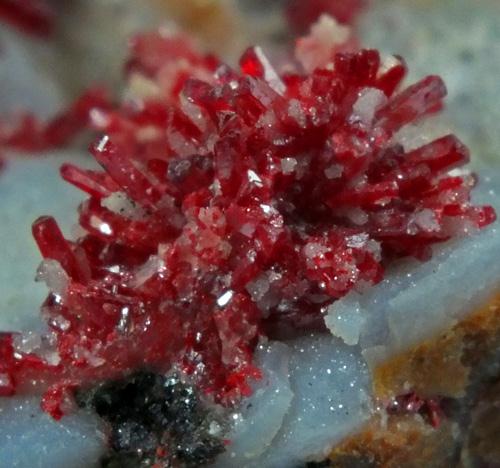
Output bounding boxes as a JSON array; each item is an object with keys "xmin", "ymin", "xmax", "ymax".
[{"xmin": 0, "ymin": 21, "xmax": 496, "ymax": 420}]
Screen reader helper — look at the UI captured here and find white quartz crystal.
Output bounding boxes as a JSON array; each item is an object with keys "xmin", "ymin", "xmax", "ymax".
[
  {"xmin": 217, "ymin": 334, "xmax": 372, "ymax": 467},
  {"xmin": 350, "ymin": 88, "xmax": 387, "ymax": 127},
  {"xmin": 1, "ymin": 2, "xmax": 500, "ymax": 466},
  {"xmin": 327, "ymin": 172, "xmax": 500, "ymax": 369},
  {"xmin": 0, "ymin": 154, "xmax": 91, "ymax": 331},
  {"xmin": 0, "ymin": 397, "xmax": 106, "ymax": 468},
  {"xmin": 216, "ymin": 342, "xmax": 293, "ymax": 465}
]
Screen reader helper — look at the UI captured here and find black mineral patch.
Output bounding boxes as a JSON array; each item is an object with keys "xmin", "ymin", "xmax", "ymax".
[
  {"xmin": 305, "ymin": 461, "xmax": 332, "ymax": 467},
  {"xmin": 76, "ymin": 371, "xmax": 225, "ymax": 467}
]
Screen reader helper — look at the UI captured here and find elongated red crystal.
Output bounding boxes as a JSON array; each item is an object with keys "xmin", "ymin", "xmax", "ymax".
[
  {"xmin": 1, "ymin": 23, "xmax": 495, "ymax": 420},
  {"xmin": 60, "ymin": 163, "xmax": 120, "ymax": 198},
  {"xmin": 0, "ymin": 333, "xmax": 15, "ymax": 396},
  {"xmin": 32, "ymin": 216, "xmax": 89, "ymax": 283},
  {"xmin": 375, "ymin": 75, "xmax": 446, "ymax": 134},
  {"xmin": 0, "ymin": 87, "xmax": 111, "ymax": 153},
  {"xmin": 0, "ymin": 0, "xmax": 54, "ymax": 38}
]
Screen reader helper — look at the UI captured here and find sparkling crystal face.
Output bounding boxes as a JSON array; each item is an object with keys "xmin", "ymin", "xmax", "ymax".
[
  {"xmin": 76, "ymin": 371, "xmax": 226, "ymax": 467},
  {"xmin": 0, "ymin": 16, "xmax": 495, "ymax": 415},
  {"xmin": 0, "ymin": 6, "xmax": 497, "ymax": 466}
]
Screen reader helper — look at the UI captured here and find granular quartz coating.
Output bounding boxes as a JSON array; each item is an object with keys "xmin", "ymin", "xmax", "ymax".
[{"xmin": 0, "ymin": 19, "xmax": 494, "ymax": 431}]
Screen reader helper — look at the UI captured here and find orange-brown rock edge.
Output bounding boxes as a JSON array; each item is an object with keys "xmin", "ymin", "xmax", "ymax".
[{"xmin": 373, "ymin": 292, "xmax": 500, "ymax": 399}]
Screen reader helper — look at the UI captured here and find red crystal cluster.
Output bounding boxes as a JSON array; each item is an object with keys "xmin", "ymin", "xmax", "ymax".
[
  {"xmin": 0, "ymin": 32, "xmax": 209, "ymax": 156},
  {"xmin": 0, "ymin": 24, "xmax": 495, "ymax": 418},
  {"xmin": 0, "ymin": 87, "xmax": 112, "ymax": 153},
  {"xmin": 388, "ymin": 392, "xmax": 444, "ymax": 428},
  {"xmin": 0, "ymin": 0, "xmax": 54, "ymax": 38}
]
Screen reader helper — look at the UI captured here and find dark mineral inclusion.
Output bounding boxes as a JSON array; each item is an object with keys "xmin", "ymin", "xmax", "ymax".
[{"xmin": 76, "ymin": 371, "xmax": 225, "ymax": 467}]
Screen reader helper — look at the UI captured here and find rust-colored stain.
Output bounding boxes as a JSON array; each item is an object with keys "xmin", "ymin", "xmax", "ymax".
[
  {"xmin": 329, "ymin": 414, "xmax": 458, "ymax": 468},
  {"xmin": 372, "ymin": 293, "xmax": 500, "ymax": 399},
  {"xmin": 329, "ymin": 291, "xmax": 500, "ymax": 467}
]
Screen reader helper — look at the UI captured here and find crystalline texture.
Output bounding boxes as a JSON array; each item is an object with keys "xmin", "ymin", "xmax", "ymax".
[
  {"xmin": 0, "ymin": 18, "xmax": 494, "ymax": 429},
  {"xmin": 240, "ymin": 334, "xmax": 372, "ymax": 467},
  {"xmin": 0, "ymin": 396, "xmax": 106, "ymax": 468},
  {"xmin": 326, "ymin": 173, "xmax": 500, "ymax": 365},
  {"xmin": 217, "ymin": 342, "xmax": 293, "ymax": 465}
]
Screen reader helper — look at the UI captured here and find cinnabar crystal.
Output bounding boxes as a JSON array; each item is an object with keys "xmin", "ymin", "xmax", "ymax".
[
  {"xmin": 0, "ymin": 0, "xmax": 54, "ymax": 38},
  {"xmin": 0, "ymin": 22, "xmax": 495, "ymax": 419},
  {"xmin": 388, "ymin": 392, "xmax": 445, "ymax": 428},
  {"xmin": 0, "ymin": 87, "xmax": 112, "ymax": 153}
]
